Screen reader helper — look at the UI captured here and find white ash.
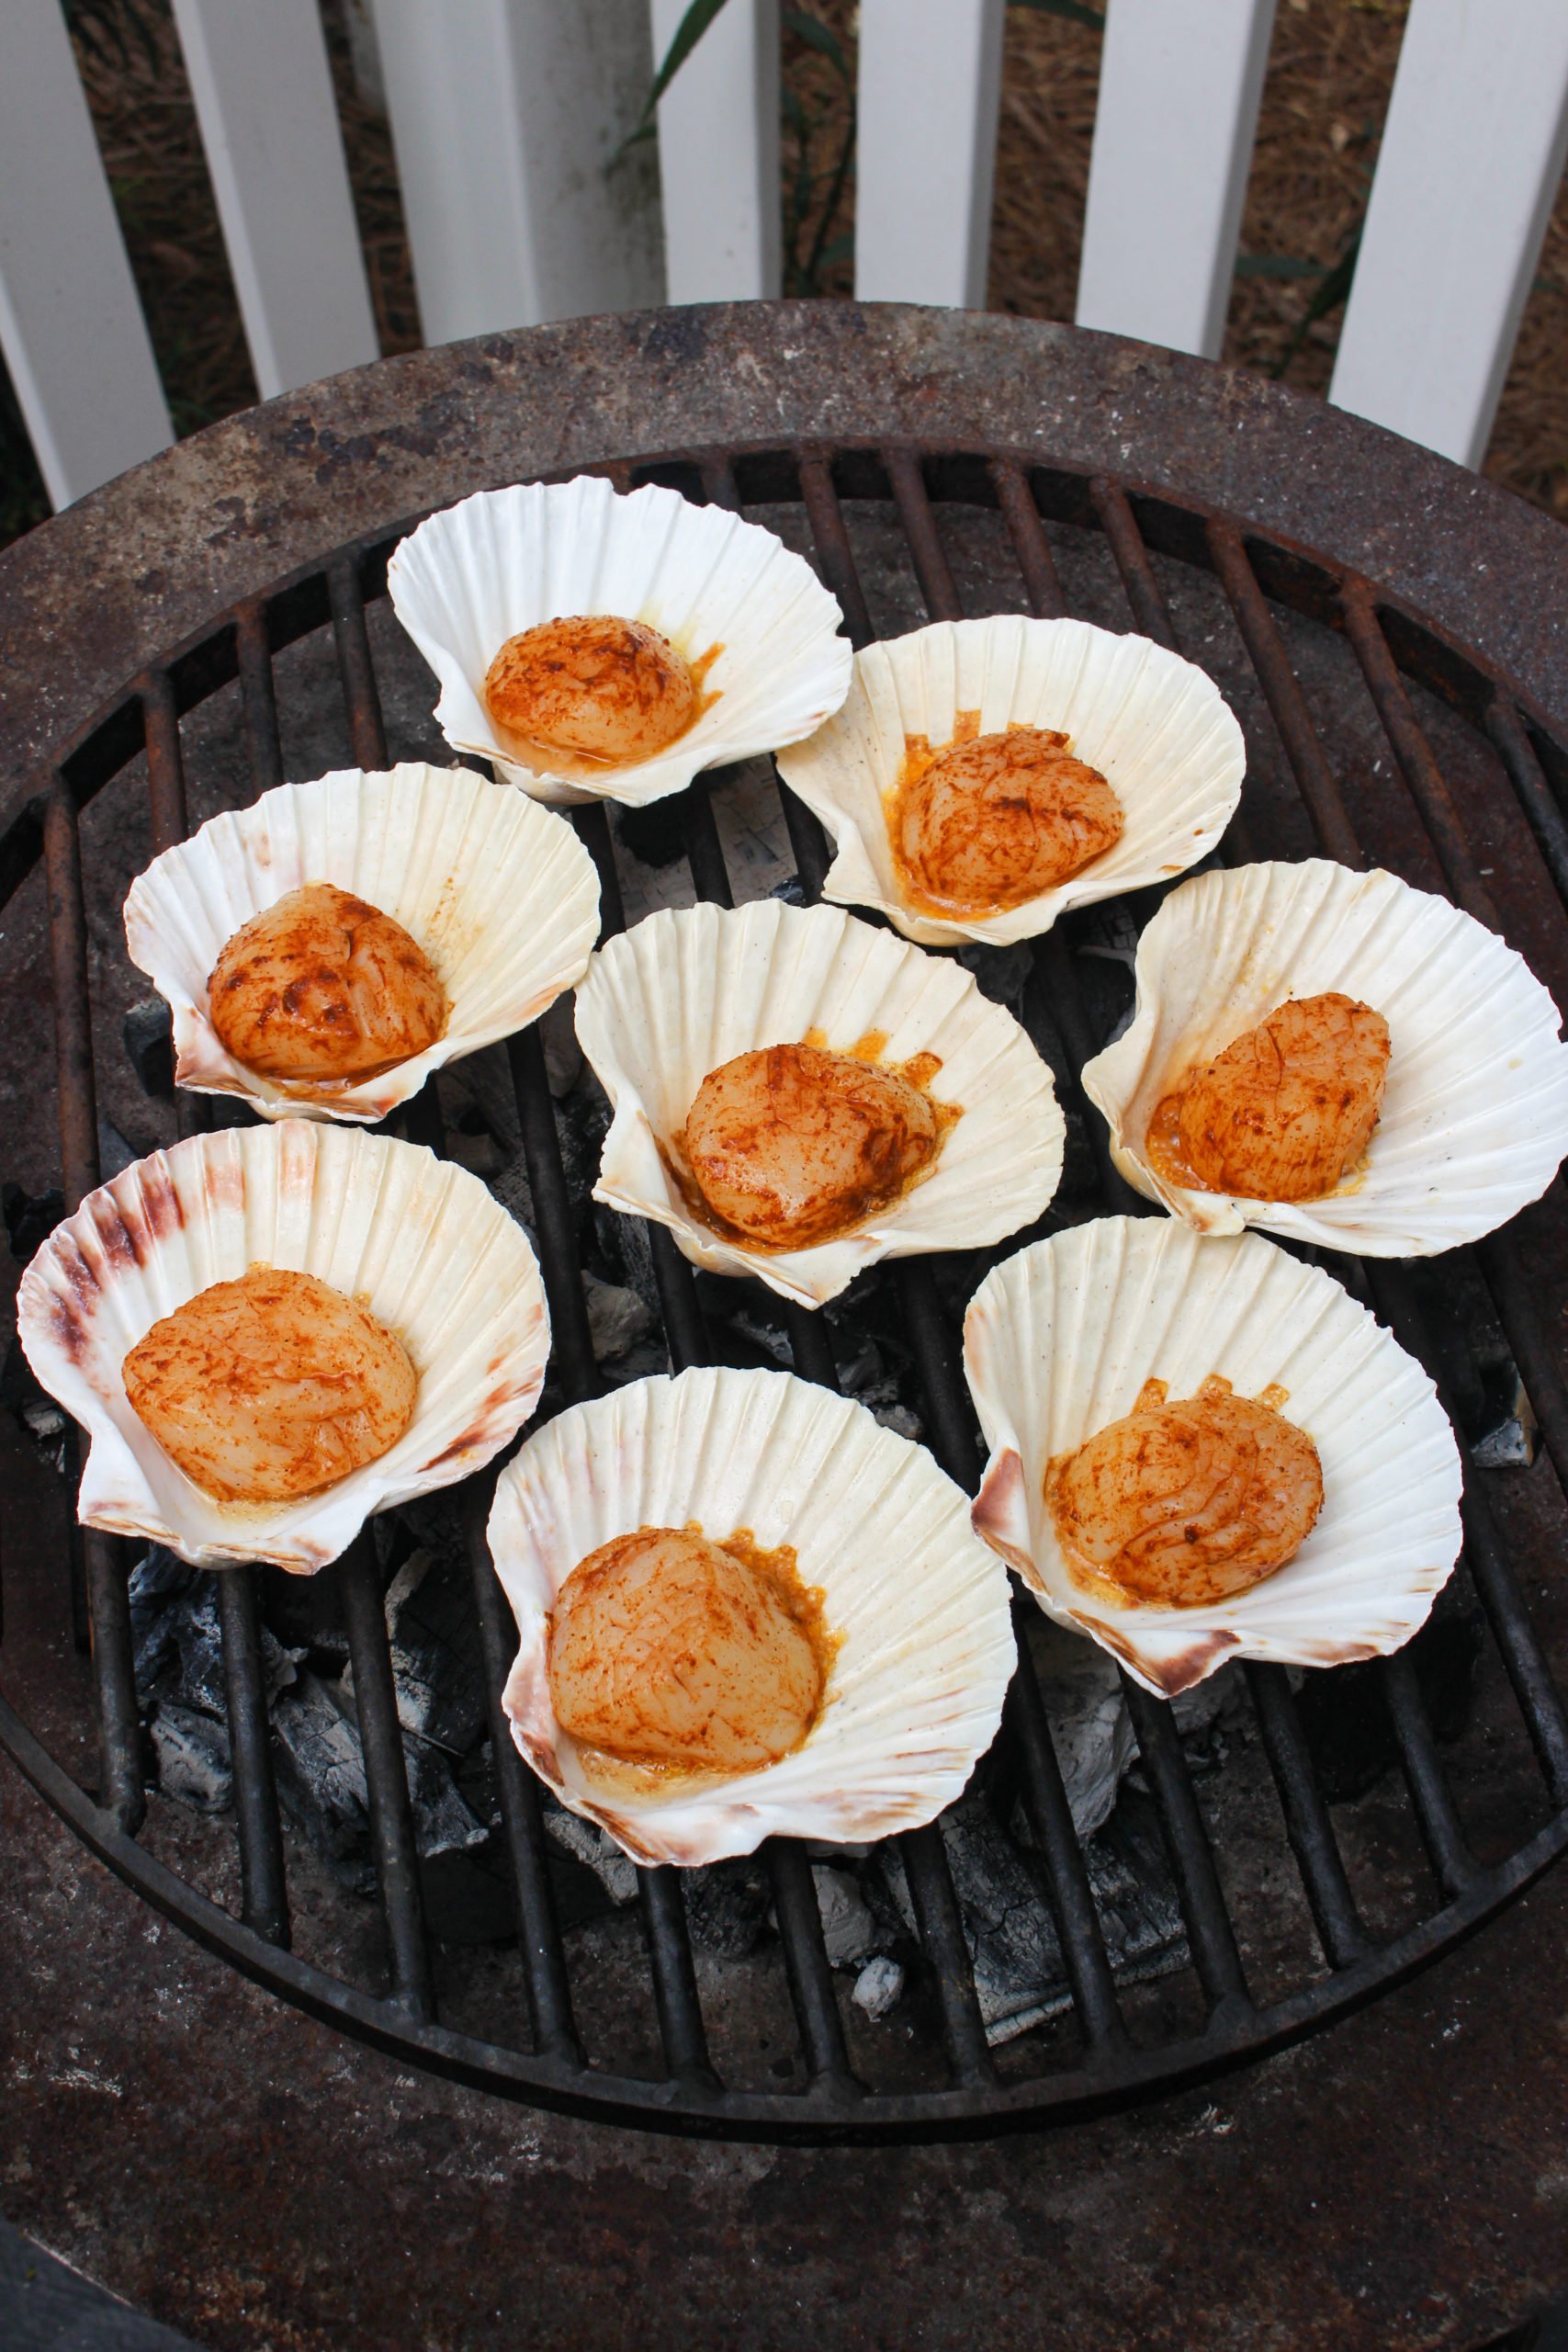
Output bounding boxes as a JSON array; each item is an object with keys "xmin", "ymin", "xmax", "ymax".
[
  {"xmin": 272, "ymin": 1670, "xmax": 488, "ymax": 1893},
  {"xmin": 852, "ymin": 1955, "xmax": 904, "ymax": 2022},
  {"xmin": 150, "ymin": 1703, "xmax": 232, "ymax": 1814},
  {"xmin": 582, "ymin": 1272, "xmax": 654, "ymax": 1363},
  {"xmin": 811, "ymin": 1864, "xmax": 883, "ymax": 1969}
]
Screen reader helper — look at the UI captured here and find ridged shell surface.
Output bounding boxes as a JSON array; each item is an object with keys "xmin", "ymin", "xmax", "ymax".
[
  {"xmin": 574, "ymin": 898, "xmax": 1066, "ymax": 1306},
  {"xmin": 489, "ymin": 1365, "xmax": 1016, "ymax": 1864},
  {"xmin": 773, "ymin": 616, "xmax": 1246, "ymax": 945},
  {"xmin": 17, "ymin": 1123, "xmax": 549, "ymax": 1573},
  {"xmin": 123, "ymin": 763, "xmax": 601, "ymax": 1124},
  {"xmin": 1081, "ymin": 858, "xmax": 1568, "ymax": 1254},
  {"xmin": 964, "ymin": 1217, "xmax": 1463, "ymax": 1696},
  {"xmin": 386, "ymin": 477, "xmax": 852, "ymax": 808}
]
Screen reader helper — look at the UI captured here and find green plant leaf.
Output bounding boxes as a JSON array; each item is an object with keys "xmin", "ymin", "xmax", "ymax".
[
  {"xmin": 612, "ymin": 0, "xmax": 735, "ymax": 166},
  {"xmin": 783, "ymin": 6, "xmax": 852, "ymax": 81},
  {"xmin": 1009, "ymin": 0, "xmax": 1106, "ymax": 30}
]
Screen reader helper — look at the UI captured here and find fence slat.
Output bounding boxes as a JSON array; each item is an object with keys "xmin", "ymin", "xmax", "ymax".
[
  {"xmin": 170, "ymin": 0, "xmax": 379, "ymax": 400},
  {"xmin": 0, "ymin": 0, "xmax": 173, "ymax": 507},
  {"xmin": 854, "ymin": 0, "xmax": 1006, "ymax": 306},
  {"xmin": 1329, "ymin": 0, "xmax": 1568, "ymax": 469},
  {"xmin": 1076, "ymin": 0, "xmax": 1277, "ymax": 358},
  {"xmin": 369, "ymin": 0, "xmax": 663, "ymax": 345},
  {"xmin": 652, "ymin": 0, "xmax": 780, "ymax": 301}
]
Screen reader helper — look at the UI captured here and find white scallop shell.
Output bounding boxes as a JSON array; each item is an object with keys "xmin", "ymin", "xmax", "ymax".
[
  {"xmin": 386, "ymin": 476, "xmax": 853, "ymax": 808},
  {"xmin": 964, "ymin": 1216, "xmax": 1463, "ymax": 1698},
  {"xmin": 773, "ymin": 616, "xmax": 1246, "ymax": 946},
  {"xmin": 122, "ymin": 763, "xmax": 600, "ymax": 1125},
  {"xmin": 574, "ymin": 898, "xmax": 1066, "ymax": 1307},
  {"xmin": 1081, "ymin": 858, "xmax": 1568, "ymax": 1256},
  {"xmin": 489, "ymin": 1364, "xmax": 1016, "ymax": 1865},
  {"xmin": 17, "ymin": 1123, "xmax": 550, "ymax": 1574}
]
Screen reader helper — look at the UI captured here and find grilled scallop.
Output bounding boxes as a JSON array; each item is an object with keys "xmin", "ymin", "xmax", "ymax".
[
  {"xmin": 1154, "ymin": 991, "xmax": 1392, "ymax": 1202},
  {"xmin": 1045, "ymin": 1374, "xmax": 1324, "ymax": 1609},
  {"xmin": 123, "ymin": 1265, "xmax": 416, "ymax": 1505},
  {"xmin": 483, "ymin": 615, "xmax": 698, "ymax": 771},
  {"xmin": 547, "ymin": 1525, "xmax": 826, "ymax": 1774},
  {"xmin": 682, "ymin": 1042, "xmax": 942, "ymax": 1248},
  {"xmin": 896, "ymin": 725, "xmax": 1123, "ymax": 914},
  {"xmin": 209, "ymin": 883, "xmax": 448, "ymax": 1083}
]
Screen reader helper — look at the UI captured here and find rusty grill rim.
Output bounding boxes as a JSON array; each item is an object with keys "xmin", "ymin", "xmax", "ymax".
[{"xmin": 3, "ymin": 430, "xmax": 1568, "ymax": 2143}]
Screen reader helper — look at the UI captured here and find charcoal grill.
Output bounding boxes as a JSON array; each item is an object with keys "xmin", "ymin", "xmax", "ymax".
[{"xmin": 4, "ymin": 303, "xmax": 1568, "ymax": 2151}]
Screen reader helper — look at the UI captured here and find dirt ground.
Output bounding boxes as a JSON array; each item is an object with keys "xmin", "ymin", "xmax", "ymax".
[{"xmin": 1, "ymin": 0, "xmax": 1564, "ymax": 542}]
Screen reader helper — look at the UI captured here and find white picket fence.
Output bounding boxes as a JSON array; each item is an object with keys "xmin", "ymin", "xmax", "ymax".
[{"xmin": 3, "ymin": 0, "xmax": 1568, "ymax": 513}]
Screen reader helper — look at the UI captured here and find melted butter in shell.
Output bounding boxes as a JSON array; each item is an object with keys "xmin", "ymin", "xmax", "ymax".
[
  {"xmin": 890, "ymin": 712, "xmax": 1124, "ymax": 916},
  {"xmin": 209, "ymin": 882, "xmax": 448, "ymax": 1086},
  {"xmin": 123, "ymin": 1265, "xmax": 417, "ymax": 1505},
  {"xmin": 482, "ymin": 616, "xmax": 720, "ymax": 779},
  {"xmin": 678, "ymin": 1035, "xmax": 958, "ymax": 1250},
  {"xmin": 547, "ymin": 1523, "xmax": 832, "ymax": 1787},
  {"xmin": 1047, "ymin": 1373, "xmax": 1324, "ymax": 1609},
  {"xmin": 1148, "ymin": 991, "xmax": 1391, "ymax": 1202}
]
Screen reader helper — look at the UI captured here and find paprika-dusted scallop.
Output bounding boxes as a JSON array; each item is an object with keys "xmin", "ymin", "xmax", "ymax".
[
  {"xmin": 547, "ymin": 1524, "xmax": 826, "ymax": 1774},
  {"xmin": 209, "ymin": 883, "xmax": 448, "ymax": 1082},
  {"xmin": 1151, "ymin": 992, "xmax": 1390, "ymax": 1203},
  {"xmin": 123, "ymin": 1265, "xmax": 416, "ymax": 1505},
  {"xmin": 682, "ymin": 1041, "xmax": 942, "ymax": 1248},
  {"xmin": 896, "ymin": 725, "xmax": 1123, "ymax": 915},
  {"xmin": 483, "ymin": 615, "xmax": 697, "ymax": 771},
  {"xmin": 1046, "ymin": 1374, "xmax": 1324, "ymax": 1609}
]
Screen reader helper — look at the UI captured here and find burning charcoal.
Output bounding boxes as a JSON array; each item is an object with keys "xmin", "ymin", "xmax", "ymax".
[
  {"xmin": 852, "ymin": 1954, "xmax": 904, "ymax": 2021},
  {"xmin": 955, "ymin": 939, "xmax": 1034, "ymax": 1012},
  {"xmin": 552, "ymin": 1084, "xmax": 611, "ymax": 1204},
  {"xmin": 1468, "ymin": 1361, "xmax": 1538, "ymax": 1468},
  {"xmin": 3, "ymin": 1328, "xmax": 71, "ymax": 1473},
  {"xmin": 613, "ymin": 795, "xmax": 690, "ymax": 872},
  {"xmin": 2, "ymin": 1181, "xmax": 63, "ymax": 1263},
  {"xmin": 539, "ymin": 997, "xmax": 583, "ymax": 1097},
  {"xmin": 582, "ymin": 1272, "xmax": 654, "ymax": 1364},
  {"xmin": 541, "ymin": 1798, "xmax": 640, "ymax": 1904},
  {"xmin": 936, "ymin": 1792, "xmax": 1069, "ymax": 2044},
  {"xmin": 364, "ymin": 1542, "xmax": 488, "ymax": 1757},
  {"xmin": 135, "ymin": 1572, "xmax": 302, "ymax": 1719},
  {"xmin": 595, "ymin": 1206, "xmax": 660, "ymax": 1319},
  {"xmin": 271, "ymin": 1672, "xmax": 377, "ymax": 1890},
  {"xmin": 401, "ymin": 1736, "xmax": 491, "ymax": 1860},
  {"xmin": 446, "ymin": 1124, "xmax": 507, "ymax": 1178},
  {"xmin": 487, "ymin": 1153, "xmax": 537, "ymax": 1239},
  {"xmin": 129, "ymin": 1544, "xmax": 197, "ymax": 1701},
  {"xmin": 150, "ymin": 1702, "xmax": 232, "ymax": 1813},
  {"xmin": 682, "ymin": 1857, "xmax": 772, "ymax": 1957},
  {"xmin": 122, "ymin": 994, "xmax": 175, "ymax": 1097},
  {"xmin": 447, "ymin": 1043, "xmax": 521, "ymax": 1153},
  {"xmin": 1085, "ymin": 1797, "xmax": 1188, "ymax": 1983},
  {"xmin": 97, "ymin": 1118, "xmax": 139, "ymax": 1179},
  {"xmin": 812, "ymin": 1863, "xmax": 884, "ymax": 1969}
]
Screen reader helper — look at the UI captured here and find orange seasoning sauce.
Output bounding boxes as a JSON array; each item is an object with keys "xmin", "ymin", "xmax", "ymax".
[
  {"xmin": 886, "ymin": 710, "xmax": 1123, "ymax": 918},
  {"xmin": 547, "ymin": 1521, "xmax": 839, "ymax": 1797},
  {"xmin": 483, "ymin": 616, "xmax": 722, "ymax": 782},
  {"xmin": 670, "ymin": 1031, "xmax": 962, "ymax": 1251}
]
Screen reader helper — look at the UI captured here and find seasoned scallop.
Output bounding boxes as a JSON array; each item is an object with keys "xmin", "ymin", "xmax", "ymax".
[
  {"xmin": 1046, "ymin": 1374, "xmax": 1324, "ymax": 1609},
  {"xmin": 122, "ymin": 1264, "xmax": 416, "ymax": 1505},
  {"xmin": 209, "ymin": 882, "xmax": 448, "ymax": 1083},
  {"xmin": 682, "ymin": 1042, "xmax": 942, "ymax": 1248},
  {"xmin": 1152, "ymin": 992, "xmax": 1391, "ymax": 1202},
  {"xmin": 548, "ymin": 1524, "xmax": 825, "ymax": 1773},
  {"xmin": 896, "ymin": 726, "xmax": 1123, "ymax": 914},
  {"xmin": 483, "ymin": 615, "xmax": 697, "ymax": 771}
]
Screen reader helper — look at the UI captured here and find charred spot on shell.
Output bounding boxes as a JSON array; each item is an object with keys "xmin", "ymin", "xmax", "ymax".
[
  {"xmin": 677, "ymin": 1038, "xmax": 954, "ymax": 1250},
  {"xmin": 891, "ymin": 719, "xmax": 1124, "ymax": 916}
]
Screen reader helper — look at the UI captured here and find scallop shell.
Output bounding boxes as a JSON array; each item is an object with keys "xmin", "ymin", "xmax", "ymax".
[
  {"xmin": 122, "ymin": 763, "xmax": 600, "ymax": 1125},
  {"xmin": 17, "ymin": 1122, "xmax": 549, "ymax": 1574},
  {"xmin": 574, "ymin": 897, "xmax": 1066, "ymax": 1307},
  {"xmin": 386, "ymin": 476, "xmax": 853, "ymax": 808},
  {"xmin": 1081, "ymin": 858, "xmax": 1568, "ymax": 1255},
  {"xmin": 489, "ymin": 1364, "xmax": 1016, "ymax": 1865},
  {"xmin": 773, "ymin": 616, "xmax": 1246, "ymax": 946},
  {"xmin": 964, "ymin": 1216, "xmax": 1463, "ymax": 1697}
]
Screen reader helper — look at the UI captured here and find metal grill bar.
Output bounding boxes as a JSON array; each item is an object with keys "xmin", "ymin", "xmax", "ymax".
[
  {"xmin": 988, "ymin": 459, "xmax": 1066, "ymax": 619},
  {"xmin": 327, "ymin": 551, "xmax": 389, "ymax": 771},
  {"xmin": 886, "ymin": 447, "xmax": 962, "ymax": 623},
  {"xmin": 462, "ymin": 1481, "xmax": 583, "ymax": 2065},
  {"xmin": 797, "ymin": 453, "xmax": 874, "ymax": 645},
  {"xmin": 216, "ymin": 1567, "xmax": 290, "ymax": 1946},
  {"xmin": 235, "ymin": 599, "xmax": 285, "ymax": 793},
  {"xmin": 1340, "ymin": 580, "xmax": 1501, "ymax": 931},
  {"xmin": 1379, "ymin": 1651, "xmax": 1479, "ymax": 1901},
  {"xmin": 766, "ymin": 1839, "xmax": 862, "ymax": 2096},
  {"xmin": 1205, "ymin": 522, "xmax": 1363, "ymax": 870},
  {"xmin": 571, "ymin": 801, "xmax": 626, "ymax": 939},
  {"xmin": 1244, "ymin": 1662, "xmax": 1369, "ymax": 1971},
  {"xmin": 639, "ymin": 1865, "xmax": 719, "ymax": 2088},
  {"xmin": 1119, "ymin": 1673, "xmax": 1253, "ymax": 2019},
  {"xmin": 507, "ymin": 1028, "xmax": 599, "ymax": 1405},
  {"xmin": 1485, "ymin": 697, "xmax": 1568, "ymax": 907},
  {"xmin": 141, "ymin": 670, "xmax": 188, "ymax": 852},
  {"xmin": 1090, "ymin": 480, "xmax": 1178, "ymax": 650},
  {"xmin": 1475, "ymin": 1232, "xmax": 1568, "ymax": 1499},
  {"xmin": 336, "ymin": 1536, "xmax": 435, "ymax": 2022},
  {"xmin": 897, "ymin": 1823, "xmax": 997, "ymax": 2086}
]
